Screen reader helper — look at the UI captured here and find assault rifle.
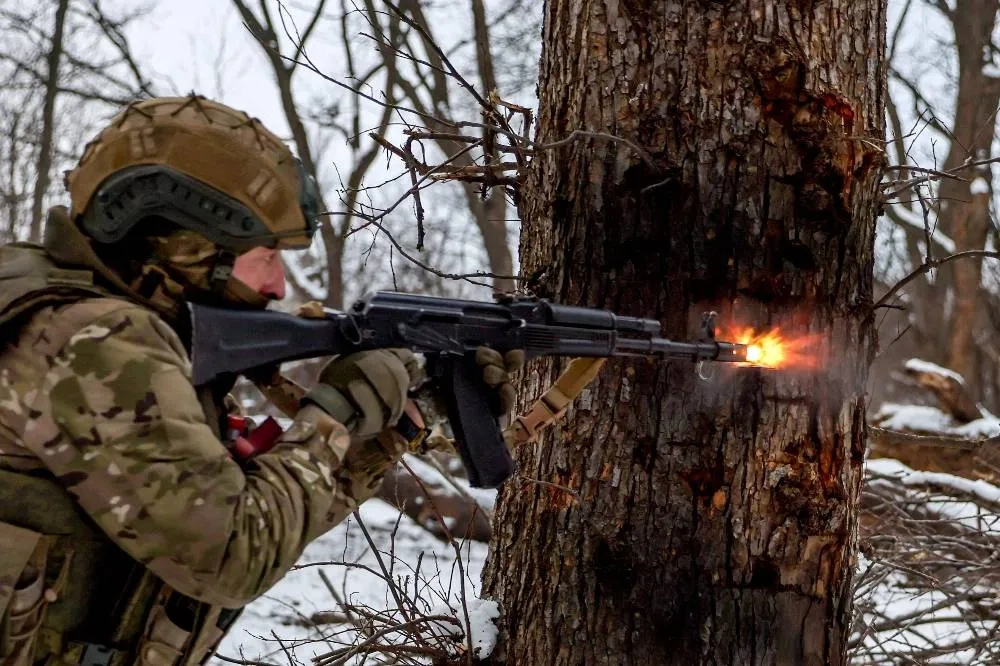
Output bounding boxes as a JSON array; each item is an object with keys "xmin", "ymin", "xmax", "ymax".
[{"xmin": 187, "ymin": 292, "xmax": 750, "ymax": 487}]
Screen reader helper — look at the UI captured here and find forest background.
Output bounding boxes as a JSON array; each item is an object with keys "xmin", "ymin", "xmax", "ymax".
[{"xmin": 3, "ymin": 0, "xmax": 1000, "ymax": 663}]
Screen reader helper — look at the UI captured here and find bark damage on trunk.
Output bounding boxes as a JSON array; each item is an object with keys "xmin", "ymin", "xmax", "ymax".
[{"xmin": 484, "ymin": 2, "xmax": 885, "ymax": 665}]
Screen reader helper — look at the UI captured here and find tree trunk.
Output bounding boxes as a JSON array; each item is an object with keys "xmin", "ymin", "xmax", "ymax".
[
  {"xmin": 29, "ymin": 0, "xmax": 70, "ymax": 243},
  {"xmin": 468, "ymin": 0, "xmax": 514, "ymax": 294},
  {"xmin": 937, "ymin": 0, "xmax": 1000, "ymax": 395},
  {"xmin": 270, "ymin": 57, "xmax": 342, "ymax": 308},
  {"xmin": 463, "ymin": 185, "xmax": 514, "ymax": 294},
  {"xmin": 485, "ymin": 2, "xmax": 885, "ymax": 665}
]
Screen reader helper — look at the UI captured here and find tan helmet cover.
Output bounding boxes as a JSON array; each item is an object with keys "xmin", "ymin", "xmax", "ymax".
[{"xmin": 66, "ymin": 95, "xmax": 314, "ymax": 250}]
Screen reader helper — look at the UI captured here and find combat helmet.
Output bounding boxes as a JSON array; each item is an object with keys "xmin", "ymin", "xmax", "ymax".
[{"xmin": 65, "ymin": 94, "xmax": 320, "ymax": 253}]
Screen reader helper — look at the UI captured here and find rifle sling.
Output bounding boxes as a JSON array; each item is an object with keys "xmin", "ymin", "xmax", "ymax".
[{"xmin": 511, "ymin": 357, "xmax": 606, "ymax": 444}]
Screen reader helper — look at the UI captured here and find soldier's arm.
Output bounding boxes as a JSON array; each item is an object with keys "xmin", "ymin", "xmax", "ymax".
[{"xmin": 25, "ymin": 304, "xmax": 403, "ymax": 608}]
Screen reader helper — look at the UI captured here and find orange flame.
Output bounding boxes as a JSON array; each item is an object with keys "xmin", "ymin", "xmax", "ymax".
[{"xmin": 727, "ymin": 326, "xmax": 820, "ymax": 370}]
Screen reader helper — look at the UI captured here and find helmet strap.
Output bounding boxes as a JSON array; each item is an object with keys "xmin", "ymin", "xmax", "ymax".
[
  {"xmin": 210, "ymin": 249, "xmax": 237, "ymax": 296},
  {"xmin": 134, "ymin": 266, "xmax": 165, "ymax": 300},
  {"xmin": 212, "ymin": 249, "xmax": 272, "ymax": 310},
  {"xmin": 131, "ymin": 263, "xmax": 184, "ymax": 320}
]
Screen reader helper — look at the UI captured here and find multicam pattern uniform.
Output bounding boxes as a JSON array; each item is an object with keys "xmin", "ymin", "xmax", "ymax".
[{"xmin": 0, "ymin": 295, "xmax": 403, "ymax": 609}]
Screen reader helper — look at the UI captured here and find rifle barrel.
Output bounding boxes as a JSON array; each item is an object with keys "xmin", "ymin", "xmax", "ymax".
[{"xmin": 615, "ymin": 337, "xmax": 749, "ymax": 362}]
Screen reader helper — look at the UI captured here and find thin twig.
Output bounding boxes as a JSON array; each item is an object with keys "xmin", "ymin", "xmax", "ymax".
[{"xmin": 873, "ymin": 250, "xmax": 1000, "ymax": 310}]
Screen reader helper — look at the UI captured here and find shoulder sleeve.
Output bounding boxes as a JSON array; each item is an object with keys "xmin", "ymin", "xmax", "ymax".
[{"xmin": 18, "ymin": 303, "xmax": 392, "ymax": 607}]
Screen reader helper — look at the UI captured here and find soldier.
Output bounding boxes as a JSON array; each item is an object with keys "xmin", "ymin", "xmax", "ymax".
[{"xmin": 0, "ymin": 96, "xmax": 521, "ymax": 666}]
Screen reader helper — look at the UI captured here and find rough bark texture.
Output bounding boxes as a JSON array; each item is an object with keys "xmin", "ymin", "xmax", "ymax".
[{"xmin": 484, "ymin": 2, "xmax": 885, "ymax": 665}]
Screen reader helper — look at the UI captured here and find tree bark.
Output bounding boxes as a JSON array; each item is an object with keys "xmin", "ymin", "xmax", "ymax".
[
  {"xmin": 485, "ymin": 2, "xmax": 885, "ymax": 665},
  {"xmin": 29, "ymin": 0, "xmax": 70, "ymax": 243},
  {"xmin": 937, "ymin": 1, "xmax": 1000, "ymax": 391}
]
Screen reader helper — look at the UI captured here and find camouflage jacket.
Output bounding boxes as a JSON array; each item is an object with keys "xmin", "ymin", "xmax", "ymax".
[{"xmin": 0, "ymin": 208, "xmax": 405, "ymax": 665}]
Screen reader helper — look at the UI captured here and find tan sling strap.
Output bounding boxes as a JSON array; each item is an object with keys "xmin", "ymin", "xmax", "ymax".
[{"xmin": 508, "ymin": 357, "xmax": 606, "ymax": 444}]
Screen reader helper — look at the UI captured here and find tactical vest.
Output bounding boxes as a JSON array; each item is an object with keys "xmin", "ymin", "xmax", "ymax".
[{"xmin": 0, "ymin": 244, "xmax": 237, "ymax": 666}]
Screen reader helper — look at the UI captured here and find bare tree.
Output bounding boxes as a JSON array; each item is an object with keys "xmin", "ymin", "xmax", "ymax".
[
  {"xmin": 28, "ymin": 0, "xmax": 70, "ymax": 242},
  {"xmin": 484, "ymin": 0, "xmax": 886, "ymax": 662},
  {"xmin": 853, "ymin": 357, "xmax": 1000, "ymax": 664},
  {"xmin": 874, "ymin": 0, "xmax": 1000, "ymax": 414},
  {"xmin": 0, "ymin": 0, "xmax": 154, "ymax": 242},
  {"xmin": 230, "ymin": 0, "xmax": 537, "ymax": 307}
]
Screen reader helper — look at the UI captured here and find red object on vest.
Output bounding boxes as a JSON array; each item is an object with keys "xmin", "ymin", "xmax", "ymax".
[{"xmin": 226, "ymin": 415, "xmax": 284, "ymax": 461}]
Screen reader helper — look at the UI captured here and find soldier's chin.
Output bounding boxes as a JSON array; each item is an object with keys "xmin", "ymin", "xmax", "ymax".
[{"xmin": 217, "ymin": 277, "xmax": 272, "ymax": 311}]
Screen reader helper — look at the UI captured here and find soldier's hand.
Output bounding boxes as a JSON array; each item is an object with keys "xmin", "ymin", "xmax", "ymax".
[
  {"xmin": 475, "ymin": 347, "xmax": 525, "ymax": 413},
  {"xmin": 303, "ymin": 349, "xmax": 422, "ymax": 438}
]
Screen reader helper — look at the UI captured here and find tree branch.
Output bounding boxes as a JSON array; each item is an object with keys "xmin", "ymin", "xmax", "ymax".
[
  {"xmin": 29, "ymin": 0, "xmax": 69, "ymax": 242},
  {"xmin": 874, "ymin": 250, "xmax": 1000, "ymax": 310}
]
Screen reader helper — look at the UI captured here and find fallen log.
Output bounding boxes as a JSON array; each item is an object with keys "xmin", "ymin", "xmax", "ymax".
[
  {"xmin": 902, "ymin": 358, "xmax": 982, "ymax": 422},
  {"xmin": 376, "ymin": 459, "xmax": 493, "ymax": 542},
  {"xmin": 869, "ymin": 427, "xmax": 1000, "ymax": 483}
]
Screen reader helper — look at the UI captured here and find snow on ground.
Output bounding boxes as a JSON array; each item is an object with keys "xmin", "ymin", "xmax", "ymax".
[
  {"xmin": 856, "ymin": 458, "xmax": 1000, "ymax": 664},
  {"xmin": 868, "ymin": 458, "xmax": 1000, "ymax": 507},
  {"xmin": 213, "ymin": 454, "xmax": 1000, "ymax": 665},
  {"xmin": 873, "ymin": 403, "xmax": 1000, "ymax": 438},
  {"xmin": 970, "ymin": 176, "xmax": 990, "ymax": 195},
  {"xmin": 401, "ymin": 454, "xmax": 498, "ymax": 515},
  {"xmin": 214, "ymin": 496, "xmax": 496, "ymax": 666},
  {"xmin": 854, "ymin": 564, "xmax": 997, "ymax": 664}
]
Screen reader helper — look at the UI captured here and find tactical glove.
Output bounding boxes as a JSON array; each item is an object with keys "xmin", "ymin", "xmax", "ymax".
[
  {"xmin": 411, "ymin": 347, "xmax": 525, "ymax": 455},
  {"xmin": 475, "ymin": 347, "xmax": 525, "ymax": 413},
  {"xmin": 303, "ymin": 349, "xmax": 422, "ymax": 438}
]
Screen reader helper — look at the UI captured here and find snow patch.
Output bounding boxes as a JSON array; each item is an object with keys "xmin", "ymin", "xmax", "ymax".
[
  {"xmin": 401, "ymin": 454, "xmax": 498, "ymax": 514},
  {"xmin": 867, "ymin": 458, "xmax": 1000, "ymax": 505},
  {"xmin": 466, "ymin": 597, "xmax": 501, "ymax": 657},
  {"xmin": 874, "ymin": 403, "xmax": 1000, "ymax": 438},
  {"xmin": 904, "ymin": 357, "xmax": 965, "ymax": 384},
  {"xmin": 216, "ymin": 498, "xmax": 492, "ymax": 665},
  {"xmin": 874, "ymin": 404, "xmax": 952, "ymax": 433},
  {"xmin": 430, "ymin": 595, "xmax": 501, "ymax": 659},
  {"xmin": 970, "ymin": 176, "xmax": 990, "ymax": 195}
]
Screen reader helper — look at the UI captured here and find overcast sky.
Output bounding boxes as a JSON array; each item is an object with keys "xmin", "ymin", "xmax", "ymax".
[
  {"xmin": 128, "ymin": 0, "xmax": 953, "ymax": 166},
  {"xmin": 106, "ymin": 0, "xmax": 539, "ymax": 300},
  {"xmin": 108, "ymin": 0, "xmax": 983, "ymax": 300},
  {"xmin": 131, "ymin": 0, "xmax": 296, "ymax": 134}
]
